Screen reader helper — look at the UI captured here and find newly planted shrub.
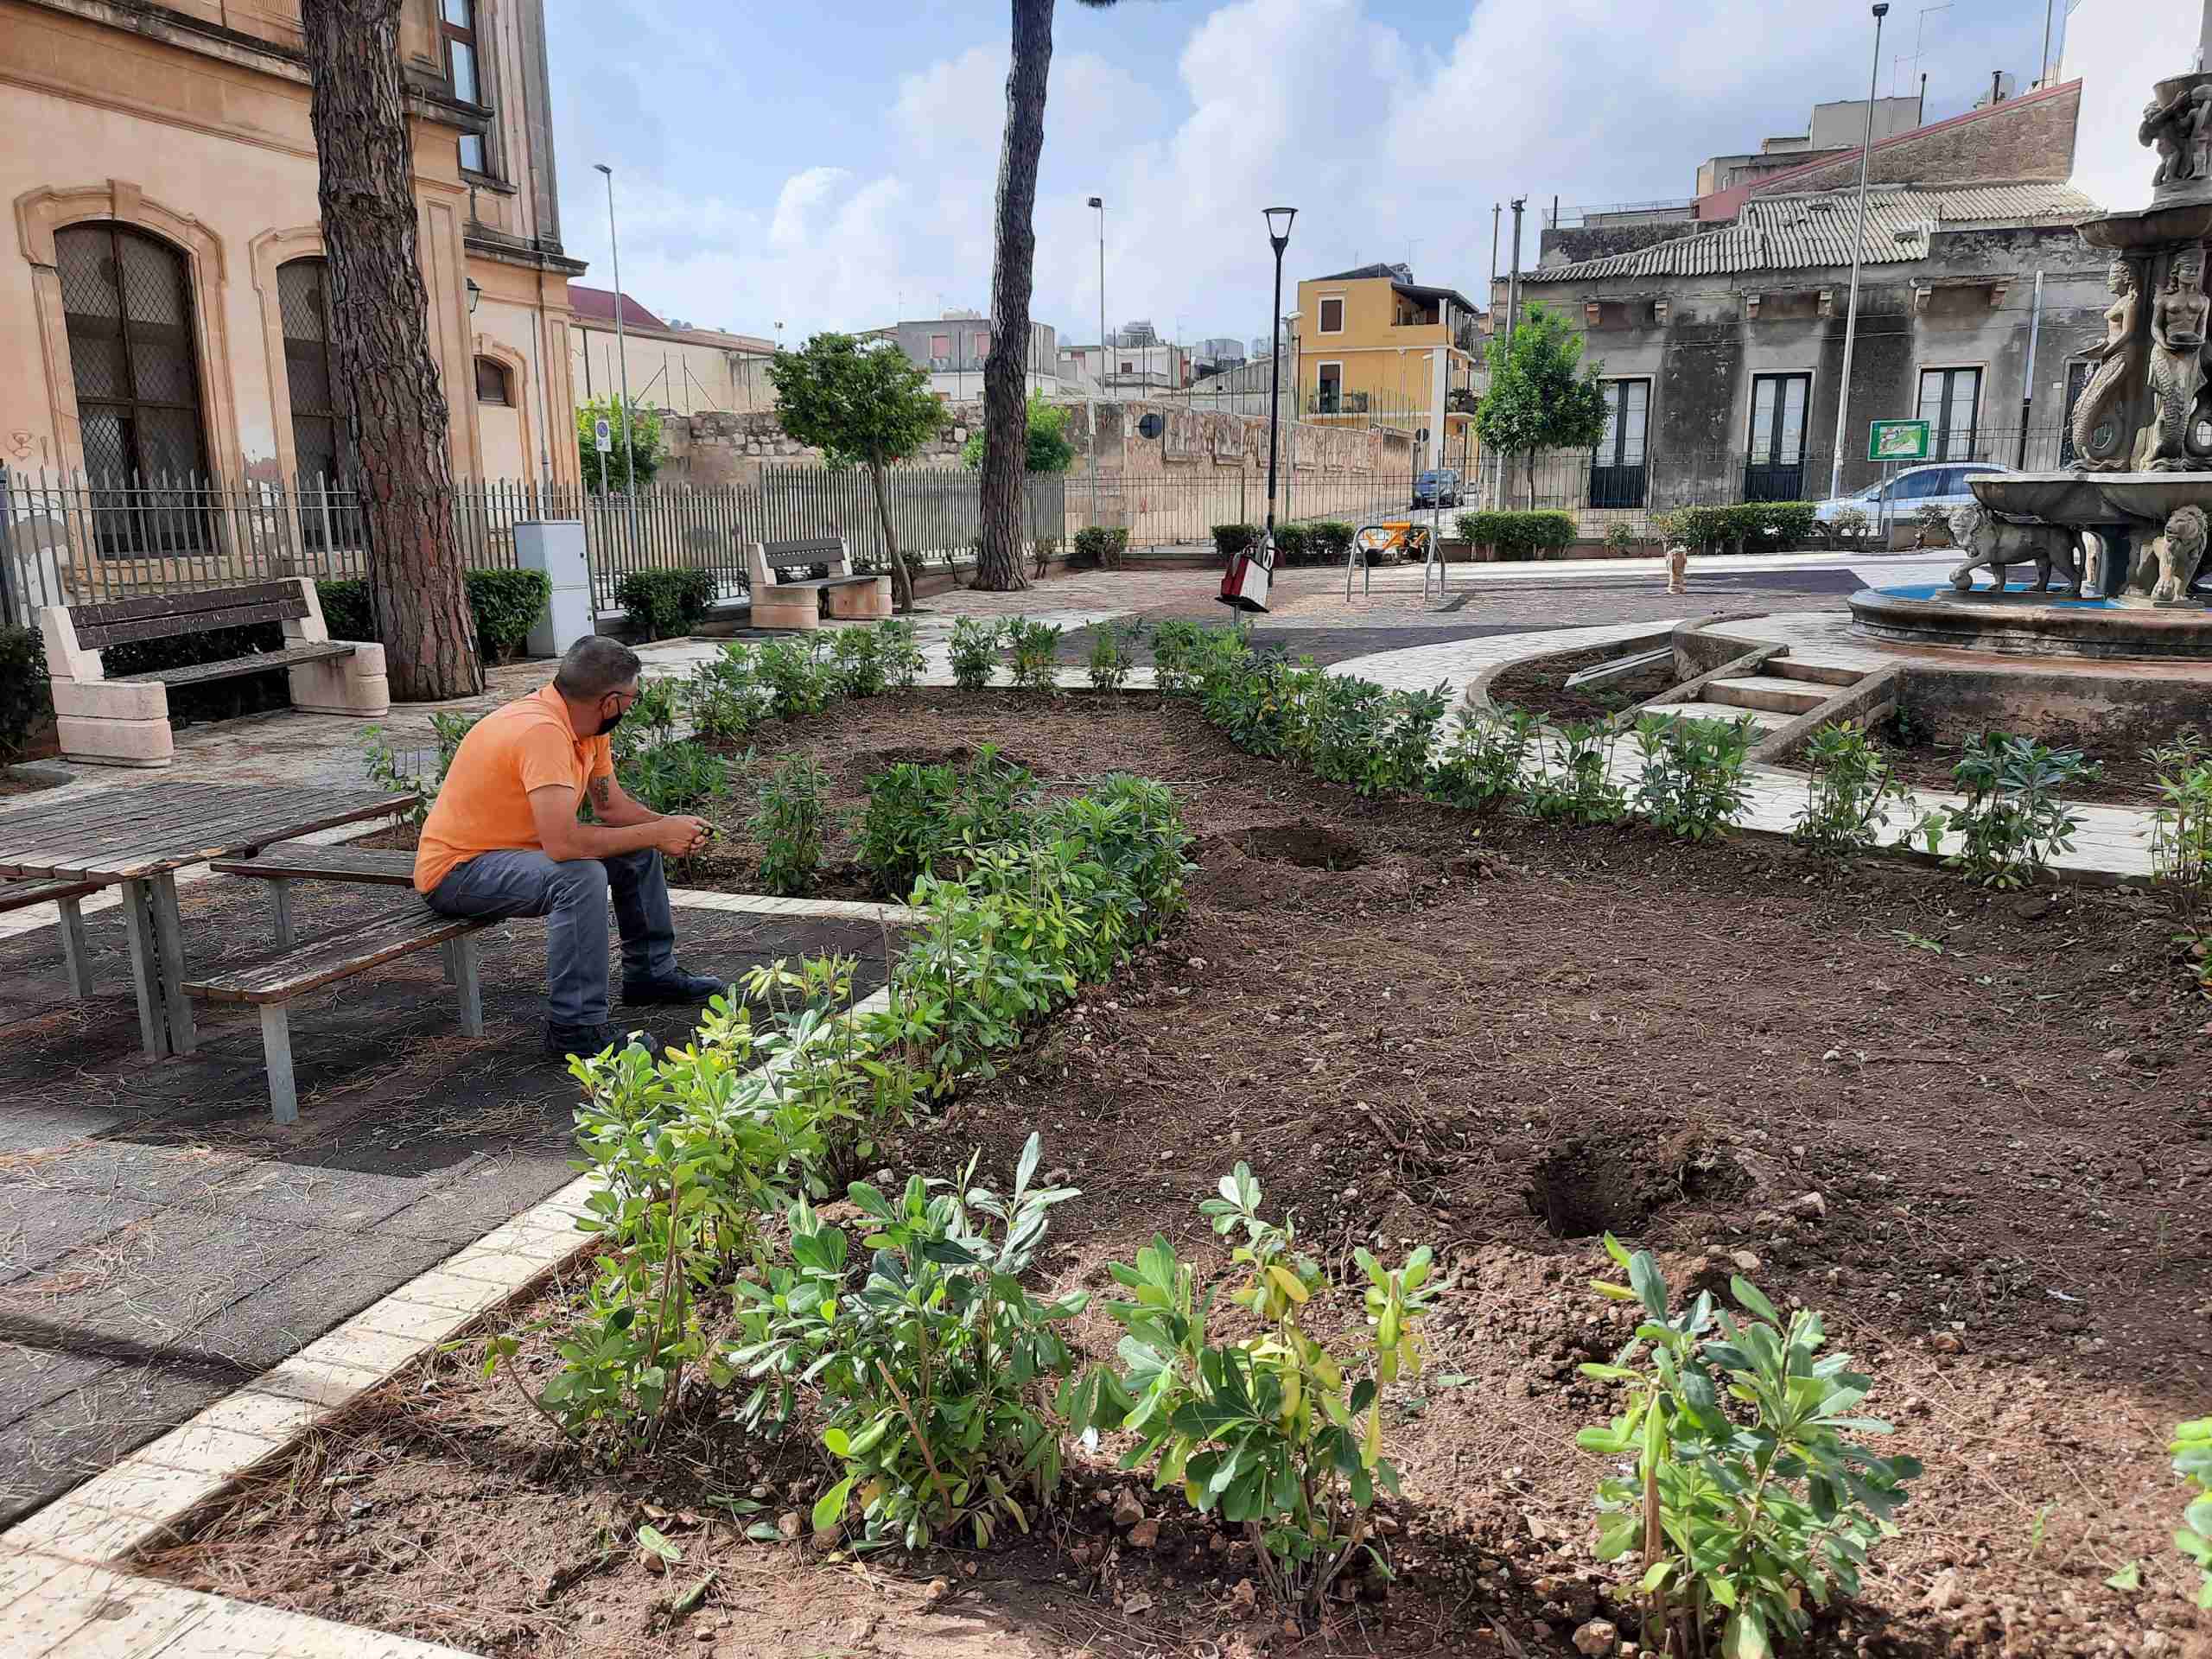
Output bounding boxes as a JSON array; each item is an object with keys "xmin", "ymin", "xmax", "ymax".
[
  {"xmin": 2146, "ymin": 731, "xmax": 2212, "ymax": 992},
  {"xmin": 686, "ymin": 643, "xmax": 771, "ymax": 741},
  {"xmin": 1086, "ymin": 617, "xmax": 1143, "ymax": 690},
  {"xmin": 1150, "ymin": 617, "xmax": 1207, "ymax": 694},
  {"xmin": 615, "ymin": 569, "xmax": 715, "ymax": 641},
  {"xmin": 948, "ymin": 616, "xmax": 1002, "ymax": 691},
  {"xmin": 363, "ymin": 711, "xmax": 482, "ymax": 822},
  {"xmin": 1630, "ymin": 711, "xmax": 1758, "ymax": 841},
  {"xmin": 1303, "ymin": 674, "xmax": 1391, "ymax": 789},
  {"xmin": 1791, "ymin": 722, "xmax": 1926, "ymax": 858},
  {"xmin": 619, "ymin": 738, "xmax": 734, "ymax": 817},
  {"xmin": 1577, "ymin": 1236, "xmax": 1921, "ymax": 1659},
  {"xmin": 2165, "ymin": 1417, "xmax": 2212, "ymax": 1606},
  {"xmin": 751, "ymin": 753, "xmax": 833, "ymax": 895},
  {"xmin": 1004, "ymin": 617, "xmax": 1065, "ymax": 690},
  {"xmin": 754, "ymin": 637, "xmax": 835, "ymax": 721},
  {"xmin": 1090, "ymin": 1166, "xmax": 1440, "ymax": 1618},
  {"xmin": 724, "ymin": 1136, "xmax": 1086, "ymax": 1549},
  {"xmin": 830, "ymin": 626, "xmax": 888, "ymax": 699},
  {"xmin": 1427, "ymin": 702, "xmax": 1541, "ymax": 809},
  {"xmin": 859, "ymin": 763, "xmax": 957, "ymax": 899},
  {"xmin": 876, "ymin": 619, "xmax": 926, "ymax": 690},
  {"xmin": 1530, "ymin": 718, "xmax": 1630, "ymax": 824},
  {"xmin": 1940, "ymin": 733, "xmax": 2097, "ymax": 888}
]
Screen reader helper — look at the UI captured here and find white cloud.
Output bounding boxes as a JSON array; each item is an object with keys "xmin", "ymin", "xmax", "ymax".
[{"xmin": 558, "ymin": 0, "xmax": 2053, "ymax": 347}]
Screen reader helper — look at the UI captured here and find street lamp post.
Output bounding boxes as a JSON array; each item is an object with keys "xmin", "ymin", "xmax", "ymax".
[
  {"xmin": 594, "ymin": 162, "xmax": 639, "ymax": 556},
  {"xmin": 1828, "ymin": 4, "xmax": 1890, "ymax": 503},
  {"xmin": 1222, "ymin": 206, "xmax": 1295, "ymax": 613}
]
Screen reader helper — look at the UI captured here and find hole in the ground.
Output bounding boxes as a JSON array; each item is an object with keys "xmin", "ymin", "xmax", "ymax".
[
  {"xmin": 1229, "ymin": 821, "xmax": 1366, "ymax": 870},
  {"xmin": 1524, "ymin": 1134, "xmax": 1747, "ymax": 1240}
]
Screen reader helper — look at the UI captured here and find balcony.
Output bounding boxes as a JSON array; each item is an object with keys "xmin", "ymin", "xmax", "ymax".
[{"xmin": 1304, "ymin": 391, "xmax": 1369, "ymax": 416}]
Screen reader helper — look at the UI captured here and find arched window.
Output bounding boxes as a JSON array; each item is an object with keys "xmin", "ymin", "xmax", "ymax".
[
  {"xmin": 277, "ymin": 257, "xmax": 341, "ymax": 486},
  {"xmin": 54, "ymin": 224, "xmax": 210, "ymax": 486},
  {"xmin": 474, "ymin": 356, "xmax": 512, "ymax": 405}
]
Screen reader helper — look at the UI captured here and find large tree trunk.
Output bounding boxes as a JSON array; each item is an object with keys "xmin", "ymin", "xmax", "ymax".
[
  {"xmin": 867, "ymin": 461, "xmax": 915, "ymax": 613},
  {"xmin": 975, "ymin": 0, "xmax": 1055, "ymax": 593},
  {"xmin": 301, "ymin": 0, "xmax": 483, "ymax": 702}
]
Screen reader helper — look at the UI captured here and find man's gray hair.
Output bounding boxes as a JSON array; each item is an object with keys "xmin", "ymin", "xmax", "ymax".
[{"xmin": 553, "ymin": 635, "xmax": 642, "ymax": 700}]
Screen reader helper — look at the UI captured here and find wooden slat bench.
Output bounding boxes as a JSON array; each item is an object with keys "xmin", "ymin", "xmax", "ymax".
[
  {"xmin": 747, "ymin": 536, "xmax": 892, "ymax": 631},
  {"xmin": 211, "ymin": 840, "xmax": 418, "ymax": 953},
  {"xmin": 40, "ymin": 579, "xmax": 389, "ymax": 768},
  {"xmin": 182, "ymin": 901, "xmax": 498, "ymax": 1125},
  {"xmin": 0, "ymin": 876, "xmax": 101, "ymax": 1001}
]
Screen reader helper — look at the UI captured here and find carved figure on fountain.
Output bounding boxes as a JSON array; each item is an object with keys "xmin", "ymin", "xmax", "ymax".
[
  {"xmin": 2069, "ymin": 260, "xmax": 2145, "ymax": 474},
  {"xmin": 2139, "ymin": 245, "xmax": 2211, "ymax": 473},
  {"xmin": 1947, "ymin": 504, "xmax": 2081, "ymax": 594},
  {"xmin": 2143, "ymin": 74, "xmax": 2212, "ymax": 206},
  {"xmin": 2152, "ymin": 505, "xmax": 2211, "ymax": 603}
]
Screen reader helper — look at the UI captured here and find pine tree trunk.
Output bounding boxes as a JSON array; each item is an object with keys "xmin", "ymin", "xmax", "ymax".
[
  {"xmin": 300, "ymin": 0, "xmax": 483, "ymax": 702},
  {"xmin": 976, "ymin": 0, "xmax": 1055, "ymax": 594},
  {"xmin": 868, "ymin": 461, "xmax": 914, "ymax": 613}
]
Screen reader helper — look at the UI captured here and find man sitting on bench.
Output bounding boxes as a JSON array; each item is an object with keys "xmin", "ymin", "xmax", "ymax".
[{"xmin": 416, "ymin": 636, "xmax": 724, "ymax": 1057}]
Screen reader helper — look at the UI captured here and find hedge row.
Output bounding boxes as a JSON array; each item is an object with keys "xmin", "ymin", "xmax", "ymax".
[
  {"xmin": 1072, "ymin": 526, "xmax": 1130, "ymax": 568},
  {"xmin": 1451, "ymin": 510, "xmax": 1579, "ymax": 559},
  {"xmin": 1652, "ymin": 502, "xmax": 1821, "ymax": 554},
  {"xmin": 612, "ymin": 568, "xmax": 715, "ymax": 641},
  {"xmin": 1209, "ymin": 520, "xmax": 1359, "ymax": 568},
  {"xmin": 318, "ymin": 569, "xmax": 552, "ymax": 663}
]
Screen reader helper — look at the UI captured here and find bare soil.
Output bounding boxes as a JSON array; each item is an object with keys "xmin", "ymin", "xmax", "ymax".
[
  {"xmin": 142, "ymin": 695, "xmax": 2212, "ymax": 1659},
  {"xmin": 1486, "ymin": 645, "xmax": 1661, "ymax": 723}
]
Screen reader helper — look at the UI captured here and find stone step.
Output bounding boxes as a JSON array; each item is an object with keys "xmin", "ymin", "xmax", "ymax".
[
  {"xmin": 1705, "ymin": 676, "xmax": 1830, "ymax": 715},
  {"xmin": 1765, "ymin": 657, "xmax": 1869, "ymax": 688},
  {"xmin": 1649, "ymin": 700, "xmax": 1794, "ymax": 730}
]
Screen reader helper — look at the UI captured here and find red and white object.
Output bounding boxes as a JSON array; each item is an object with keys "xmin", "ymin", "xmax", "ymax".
[{"xmin": 1218, "ymin": 535, "xmax": 1274, "ymax": 613}]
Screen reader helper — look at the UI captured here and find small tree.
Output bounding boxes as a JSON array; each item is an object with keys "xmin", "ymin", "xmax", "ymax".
[
  {"xmin": 575, "ymin": 397, "xmax": 663, "ymax": 494},
  {"xmin": 767, "ymin": 335, "xmax": 946, "ymax": 614},
  {"xmin": 1476, "ymin": 303, "xmax": 1609, "ymax": 510},
  {"xmin": 960, "ymin": 391, "xmax": 1074, "ymax": 474}
]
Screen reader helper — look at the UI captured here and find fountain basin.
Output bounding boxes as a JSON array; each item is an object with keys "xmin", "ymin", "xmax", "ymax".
[
  {"xmin": 1851, "ymin": 582, "xmax": 2212, "ymax": 659},
  {"xmin": 1971, "ymin": 471, "xmax": 2212, "ymax": 528}
]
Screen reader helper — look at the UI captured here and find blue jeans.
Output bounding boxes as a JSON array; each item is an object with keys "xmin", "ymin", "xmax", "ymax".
[{"xmin": 426, "ymin": 848, "xmax": 678, "ymax": 1025}]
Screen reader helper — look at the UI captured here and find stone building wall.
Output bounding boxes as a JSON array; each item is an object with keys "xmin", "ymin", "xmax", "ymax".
[{"xmin": 1749, "ymin": 83, "xmax": 2082, "ymax": 197}]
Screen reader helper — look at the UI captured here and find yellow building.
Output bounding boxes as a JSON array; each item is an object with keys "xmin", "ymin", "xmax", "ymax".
[
  {"xmin": 0, "ymin": 0, "xmax": 585, "ymax": 530},
  {"xmin": 1291, "ymin": 263, "xmax": 1482, "ymax": 473}
]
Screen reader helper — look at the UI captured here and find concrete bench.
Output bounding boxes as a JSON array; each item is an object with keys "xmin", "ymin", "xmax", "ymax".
[
  {"xmin": 1, "ymin": 876, "xmax": 100, "ymax": 1001},
  {"xmin": 40, "ymin": 579, "xmax": 388, "ymax": 768},
  {"xmin": 182, "ymin": 900, "xmax": 497, "ymax": 1125},
  {"xmin": 747, "ymin": 536, "xmax": 891, "ymax": 631}
]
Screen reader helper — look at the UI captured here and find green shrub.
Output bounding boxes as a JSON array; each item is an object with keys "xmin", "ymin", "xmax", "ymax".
[
  {"xmin": 461, "ymin": 569, "xmax": 555, "ymax": 663},
  {"xmin": 0, "ymin": 626, "xmax": 50, "ymax": 764},
  {"xmin": 1210, "ymin": 522, "xmax": 1262, "ymax": 564},
  {"xmin": 1629, "ymin": 711, "xmax": 1759, "ymax": 841},
  {"xmin": 857, "ymin": 747, "xmax": 1037, "ymax": 899},
  {"xmin": 615, "ymin": 568, "xmax": 715, "ymax": 641},
  {"xmin": 1936, "ymin": 733, "xmax": 2097, "ymax": 888},
  {"xmin": 947, "ymin": 617, "xmax": 1001, "ymax": 691},
  {"xmin": 1530, "ymin": 717, "xmax": 1630, "ymax": 824},
  {"xmin": 1270, "ymin": 522, "xmax": 1312, "ymax": 564},
  {"xmin": 1309, "ymin": 520, "xmax": 1356, "ymax": 562},
  {"xmin": 686, "ymin": 643, "xmax": 769, "ymax": 742},
  {"xmin": 876, "ymin": 619, "xmax": 925, "ymax": 690},
  {"xmin": 1603, "ymin": 522, "xmax": 1644, "ymax": 556},
  {"xmin": 1089, "ymin": 1166, "xmax": 1440, "ymax": 1617},
  {"xmin": 1762, "ymin": 501, "xmax": 1819, "ymax": 548},
  {"xmin": 830, "ymin": 626, "xmax": 887, "ymax": 699},
  {"xmin": 2165, "ymin": 1417, "xmax": 2212, "ymax": 1607},
  {"xmin": 1427, "ymin": 702, "xmax": 1541, "ymax": 809},
  {"xmin": 726, "ymin": 1139, "xmax": 1085, "ymax": 1549},
  {"xmin": 1086, "ymin": 617, "xmax": 1142, "ymax": 691},
  {"xmin": 1791, "ymin": 721, "xmax": 1926, "ymax": 858},
  {"xmin": 1072, "ymin": 526, "xmax": 1128, "ymax": 569},
  {"xmin": 1150, "ymin": 617, "xmax": 1207, "ymax": 695},
  {"xmin": 1662, "ymin": 503, "xmax": 1819, "ymax": 556},
  {"xmin": 2147, "ymin": 732, "xmax": 2212, "ymax": 993},
  {"xmin": 754, "ymin": 636, "xmax": 833, "ymax": 721},
  {"xmin": 362, "ymin": 711, "xmax": 482, "ymax": 823},
  {"xmin": 1452, "ymin": 509, "xmax": 1576, "ymax": 559},
  {"xmin": 620, "ymin": 737, "xmax": 733, "ymax": 817},
  {"xmin": 1824, "ymin": 506, "xmax": 1872, "ymax": 550},
  {"xmin": 1004, "ymin": 617, "xmax": 1065, "ymax": 690},
  {"xmin": 751, "ymin": 753, "xmax": 833, "ymax": 896},
  {"xmin": 1577, "ymin": 1236, "xmax": 1919, "ymax": 1659}
]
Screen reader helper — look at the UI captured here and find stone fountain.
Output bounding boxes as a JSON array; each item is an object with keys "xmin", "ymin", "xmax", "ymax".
[{"xmin": 1851, "ymin": 65, "xmax": 2212, "ymax": 660}]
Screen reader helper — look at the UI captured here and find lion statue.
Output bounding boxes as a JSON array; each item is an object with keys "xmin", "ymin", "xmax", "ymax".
[
  {"xmin": 1947, "ymin": 503, "xmax": 2081, "ymax": 594},
  {"xmin": 2152, "ymin": 504, "xmax": 2209, "ymax": 603}
]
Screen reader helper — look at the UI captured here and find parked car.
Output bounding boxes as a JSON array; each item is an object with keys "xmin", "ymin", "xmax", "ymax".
[
  {"xmin": 1812, "ymin": 461, "xmax": 2017, "ymax": 527},
  {"xmin": 1412, "ymin": 468, "xmax": 1461, "ymax": 507}
]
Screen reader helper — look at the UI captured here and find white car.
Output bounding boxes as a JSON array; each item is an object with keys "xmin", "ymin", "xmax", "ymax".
[{"xmin": 1812, "ymin": 461, "xmax": 2018, "ymax": 525}]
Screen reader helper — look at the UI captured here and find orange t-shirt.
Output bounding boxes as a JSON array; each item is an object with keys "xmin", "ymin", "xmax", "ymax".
[{"xmin": 414, "ymin": 683, "xmax": 613, "ymax": 893}]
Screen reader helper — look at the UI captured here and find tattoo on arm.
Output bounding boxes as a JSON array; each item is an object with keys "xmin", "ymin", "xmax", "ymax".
[{"xmin": 589, "ymin": 776, "xmax": 612, "ymax": 812}]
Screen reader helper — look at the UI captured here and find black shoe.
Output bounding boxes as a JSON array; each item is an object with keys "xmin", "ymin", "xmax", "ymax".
[
  {"xmin": 544, "ymin": 1020, "xmax": 664, "ymax": 1060},
  {"xmin": 621, "ymin": 969, "xmax": 729, "ymax": 1007}
]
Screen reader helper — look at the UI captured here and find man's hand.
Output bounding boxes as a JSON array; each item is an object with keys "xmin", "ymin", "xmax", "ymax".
[{"xmin": 654, "ymin": 816, "xmax": 713, "ymax": 858}]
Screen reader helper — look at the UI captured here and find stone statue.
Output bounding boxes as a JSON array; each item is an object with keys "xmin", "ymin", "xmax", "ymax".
[
  {"xmin": 1665, "ymin": 543, "xmax": 1688, "ymax": 595},
  {"xmin": 2143, "ymin": 82, "xmax": 2212, "ymax": 186},
  {"xmin": 2152, "ymin": 504, "xmax": 2210, "ymax": 602},
  {"xmin": 1947, "ymin": 503, "xmax": 2080, "ymax": 594},
  {"xmin": 2140, "ymin": 246, "xmax": 2211, "ymax": 472},
  {"xmin": 2069, "ymin": 261, "xmax": 2142, "ymax": 473}
]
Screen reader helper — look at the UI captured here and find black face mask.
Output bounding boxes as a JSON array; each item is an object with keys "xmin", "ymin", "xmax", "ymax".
[{"xmin": 594, "ymin": 696, "xmax": 631, "ymax": 737}]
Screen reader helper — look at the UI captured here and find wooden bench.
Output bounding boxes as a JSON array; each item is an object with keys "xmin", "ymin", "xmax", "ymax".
[
  {"xmin": 182, "ymin": 900, "xmax": 498, "ymax": 1125},
  {"xmin": 747, "ymin": 536, "xmax": 891, "ymax": 631},
  {"xmin": 211, "ymin": 840, "xmax": 417, "ymax": 950},
  {"xmin": 39, "ymin": 579, "xmax": 389, "ymax": 768},
  {"xmin": 0, "ymin": 877, "xmax": 100, "ymax": 1001}
]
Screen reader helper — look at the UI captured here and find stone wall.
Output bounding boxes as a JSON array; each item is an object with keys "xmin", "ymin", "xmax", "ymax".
[{"xmin": 1749, "ymin": 83, "xmax": 2081, "ymax": 196}]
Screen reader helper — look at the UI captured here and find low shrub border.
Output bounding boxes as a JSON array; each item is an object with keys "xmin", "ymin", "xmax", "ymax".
[
  {"xmin": 316, "ymin": 569, "xmax": 551, "ymax": 664},
  {"xmin": 1452, "ymin": 509, "xmax": 1577, "ymax": 560}
]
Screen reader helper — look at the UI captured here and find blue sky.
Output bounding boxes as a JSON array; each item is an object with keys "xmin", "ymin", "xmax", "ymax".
[{"xmin": 543, "ymin": 0, "xmax": 2067, "ymax": 349}]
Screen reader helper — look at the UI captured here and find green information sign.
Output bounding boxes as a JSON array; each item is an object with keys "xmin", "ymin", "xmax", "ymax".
[{"xmin": 1867, "ymin": 419, "xmax": 1931, "ymax": 462}]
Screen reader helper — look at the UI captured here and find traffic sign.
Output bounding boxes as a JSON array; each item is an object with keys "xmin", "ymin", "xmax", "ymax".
[
  {"xmin": 594, "ymin": 416, "xmax": 613, "ymax": 454},
  {"xmin": 1867, "ymin": 419, "xmax": 1930, "ymax": 462}
]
